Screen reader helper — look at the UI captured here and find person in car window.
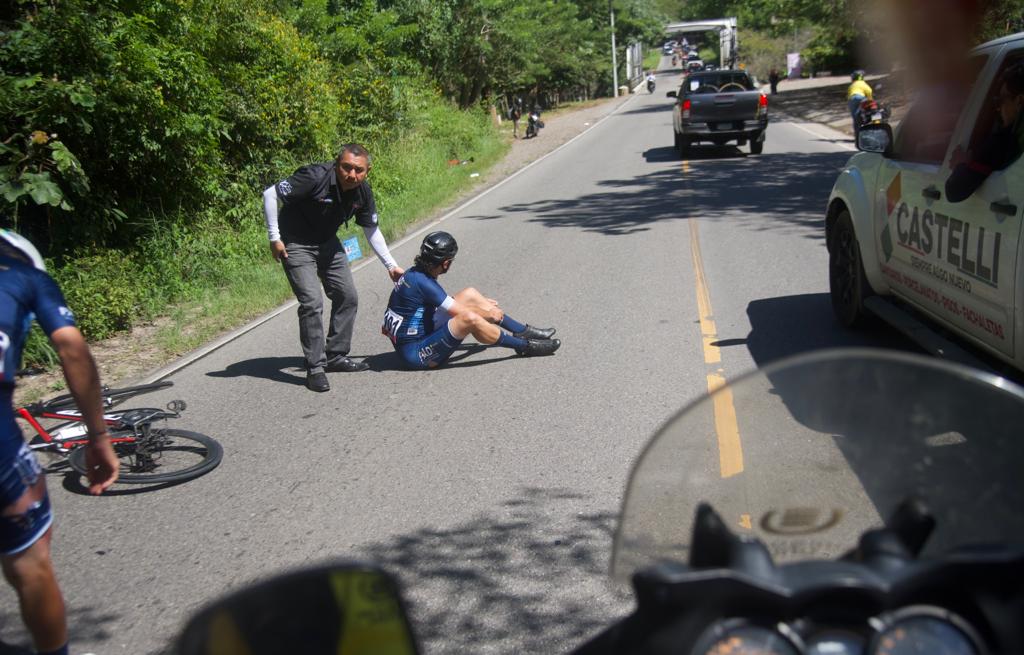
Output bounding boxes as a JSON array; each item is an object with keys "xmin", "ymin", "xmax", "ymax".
[{"xmin": 945, "ymin": 62, "xmax": 1024, "ymax": 202}]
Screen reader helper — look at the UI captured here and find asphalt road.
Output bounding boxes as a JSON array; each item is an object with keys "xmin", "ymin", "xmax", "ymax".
[{"xmin": 1, "ymin": 68, "xmax": 925, "ymax": 655}]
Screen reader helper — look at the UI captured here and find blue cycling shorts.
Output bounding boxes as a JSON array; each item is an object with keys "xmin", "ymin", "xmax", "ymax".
[
  {"xmin": 396, "ymin": 321, "xmax": 464, "ymax": 370},
  {"xmin": 0, "ymin": 443, "xmax": 53, "ymax": 556}
]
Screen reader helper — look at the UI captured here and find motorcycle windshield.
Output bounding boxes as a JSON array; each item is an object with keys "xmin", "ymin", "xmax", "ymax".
[{"xmin": 611, "ymin": 349, "xmax": 1024, "ymax": 582}]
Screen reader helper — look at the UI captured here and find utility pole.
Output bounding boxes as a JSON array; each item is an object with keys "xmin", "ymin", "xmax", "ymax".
[{"xmin": 610, "ymin": 1, "xmax": 619, "ymax": 97}]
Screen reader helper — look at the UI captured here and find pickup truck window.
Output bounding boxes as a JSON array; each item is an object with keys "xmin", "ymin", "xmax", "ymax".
[
  {"xmin": 893, "ymin": 54, "xmax": 988, "ymax": 165},
  {"xmin": 684, "ymin": 73, "xmax": 754, "ymax": 95},
  {"xmin": 967, "ymin": 50, "xmax": 1024, "ymax": 155}
]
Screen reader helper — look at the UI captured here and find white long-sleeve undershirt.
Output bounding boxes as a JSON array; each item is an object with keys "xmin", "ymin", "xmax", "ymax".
[{"xmin": 263, "ymin": 185, "xmax": 281, "ymax": 242}]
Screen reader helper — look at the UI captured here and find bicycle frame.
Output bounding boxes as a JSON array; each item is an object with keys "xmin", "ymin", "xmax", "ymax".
[{"xmin": 17, "ymin": 381, "xmax": 177, "ymax": 454}]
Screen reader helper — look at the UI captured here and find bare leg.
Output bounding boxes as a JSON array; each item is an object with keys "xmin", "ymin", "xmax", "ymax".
[
  {"xmin": 447, "ymin": 311, "xmax": 501, "ymax": 344},
  {"xmin": 1, "ymin": 478, "xmax": 67, "ymax": 652},
  {"xmin": 452, "ymin": 287, "xmax": 504, "ymax": 323}
]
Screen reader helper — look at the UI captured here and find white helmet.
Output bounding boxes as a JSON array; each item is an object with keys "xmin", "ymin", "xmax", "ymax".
[{"xmin": 0, "ymin": 229, "xmax": 46, "ymax": 271}]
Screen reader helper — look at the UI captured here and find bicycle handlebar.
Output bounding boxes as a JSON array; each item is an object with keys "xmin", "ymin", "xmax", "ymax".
[{"xmin": 29, "ymin": 380, "xmax": 174, "ymax": 414}]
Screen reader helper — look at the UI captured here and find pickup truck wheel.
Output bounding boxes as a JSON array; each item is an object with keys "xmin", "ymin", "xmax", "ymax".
[
  {"xmin": 749, "ymin": 139, "xmax": 764, "ymax": 155},
  {"xmin": 829, "ymin": 211, "xmax": 873, "ymax": 327}
]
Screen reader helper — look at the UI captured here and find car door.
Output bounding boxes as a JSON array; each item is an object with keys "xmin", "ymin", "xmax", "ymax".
[
  {"xmin": 926, "ymin": 46, "xmax": 1024, "ymax": 359},
  {"xmin": 872, "ymin": 53, "xmax": 1000, "ymax": 348}
]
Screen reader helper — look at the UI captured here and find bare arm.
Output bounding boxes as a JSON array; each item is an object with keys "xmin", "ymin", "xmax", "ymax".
[{"xmin": 50, "ymin": 326, "xmax": 118, "ymax": 494}]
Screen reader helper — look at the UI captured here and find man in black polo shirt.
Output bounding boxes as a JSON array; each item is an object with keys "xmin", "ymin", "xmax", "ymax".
[{"xmin": 262, "ymin": 144, "xmax": 403, "ymax": 392}]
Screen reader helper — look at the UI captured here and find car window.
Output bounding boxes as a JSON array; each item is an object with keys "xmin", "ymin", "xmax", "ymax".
[
  {"xmin": 893, "ymin": 54, "xmax": 989, "ymax": 165},
  {"xmin": 684, "ymin": 73, "xmax": 753, "ymax": 95},
  {"xmin": 967, "ymin": 49, "xmax": 1024, "ymax": 155}
]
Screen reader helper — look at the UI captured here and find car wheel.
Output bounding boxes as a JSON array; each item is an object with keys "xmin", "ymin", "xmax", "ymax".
[
  {"xmin": 829, "ymin": 210, "xmax": 873, "ymax": 327},
  {"xmin": 749, "ymin": 139, "xmax": 764, "ymax": 155}
]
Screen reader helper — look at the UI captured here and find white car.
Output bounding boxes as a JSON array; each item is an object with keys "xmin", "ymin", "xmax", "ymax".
[{"xmin": 826, "ymin": 31, "xmax": 1024, "ymax": 370}]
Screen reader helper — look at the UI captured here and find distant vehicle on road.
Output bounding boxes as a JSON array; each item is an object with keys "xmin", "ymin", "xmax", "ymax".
[
  {"xmin": 686, "ymin": 60, "xmax": 704, "ymax": 73},
  {"xmin": 667, "ymin": 69, "xmax": 769, "ymax": 155},
  {"xmin": 687, "ymin": 51, "xmax": 700, "ymax": 61},
  {"xmin": 826, "ymin": 31, "xmax": 1024, "ymax": 371}
]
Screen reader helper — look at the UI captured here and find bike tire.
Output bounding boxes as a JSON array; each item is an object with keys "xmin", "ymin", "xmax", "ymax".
[{"xmin": 68, "ymin": 428, "xmax": 222, "ymax": 484}]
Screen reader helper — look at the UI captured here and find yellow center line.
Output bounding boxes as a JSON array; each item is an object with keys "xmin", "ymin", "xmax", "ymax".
[{"xmin": 688, "ymin": 220, "xmax": 744, "ymax": 479}]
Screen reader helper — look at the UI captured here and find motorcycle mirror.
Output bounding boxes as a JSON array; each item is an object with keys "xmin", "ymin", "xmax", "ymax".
[
  {"xmin": 666, "ymin": 91, "xmax": 677, "ymax": 98},
  {"xmin": 856, "ymin": 123, "xmax": 893, "ymax": 156},
  {"xmin": 175, "ymin": 562, "xmax": 420, "ymax": 655}
]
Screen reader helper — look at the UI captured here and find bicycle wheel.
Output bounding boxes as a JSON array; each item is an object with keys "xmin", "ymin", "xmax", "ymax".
[{"xmin": 68, "ymin": 428, "xmax": 222, "ymax": 484}]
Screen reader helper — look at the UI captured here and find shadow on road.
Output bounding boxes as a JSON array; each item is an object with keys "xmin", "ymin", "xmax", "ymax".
[
  {"xmin": 618, "ymin": 102, "xmax": 673, "ymax": 115},
  {"xmin": 741, "ymin": 293, "xmax": 920, "ymax": 367},
  {"xmin": 205, "ymin": 356, "xmax": 306, "ymax": 386},
  {"xmin": 360, "ymin": 345, "xmax": 519, "ymax": 371},
  {"xmin": 496, "ymin": 151, "xmax": 850, "ymax": 238},
  {"xmin": 0, "ymin": 606, "xmax": 120, "ymax": 655},
  {"xmin": 354, "ymin": 487, "xmax": 626, "ymax": 654}
]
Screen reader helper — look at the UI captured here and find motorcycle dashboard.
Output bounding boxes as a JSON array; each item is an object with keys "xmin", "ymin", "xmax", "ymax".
[{"xmin": 631, "ymin": 551, "xmax": 1023, "ymax": 655}]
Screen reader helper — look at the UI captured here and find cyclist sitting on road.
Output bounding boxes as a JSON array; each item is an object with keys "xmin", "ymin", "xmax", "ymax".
[
  {"xmin": 382, "ymin": 231, "xmax": 560, "ymax": 369},
  {"xmin": 0, "ymin": 229, "xmax": 119, "ymax": 655}
]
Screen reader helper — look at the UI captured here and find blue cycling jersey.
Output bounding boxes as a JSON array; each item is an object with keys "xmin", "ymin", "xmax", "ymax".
[
  {"xmin": 0, "ymin": 256, "xmax": 76, "ymax": 462},
  {"xmin": 382, "ymin": 267, "xmax": 454, "ymax": 346}
]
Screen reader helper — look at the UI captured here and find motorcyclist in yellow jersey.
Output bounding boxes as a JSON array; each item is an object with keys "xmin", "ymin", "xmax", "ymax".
[{"xmin": 847, "ymin": 70, "xmax": 873, "ymax": 133}]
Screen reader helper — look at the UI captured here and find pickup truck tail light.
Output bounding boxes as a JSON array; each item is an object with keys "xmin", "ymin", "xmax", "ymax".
[
  {"xmin": 757, "ymin": 93, "xmax": 768, "ymax": 117},
  {"xmin": 682, "ymin": 98, "xmax": 691, "ymax": 119}
]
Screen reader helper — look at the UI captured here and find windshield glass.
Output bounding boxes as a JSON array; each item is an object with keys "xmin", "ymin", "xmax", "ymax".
[
  {"xmin": 685, "ymin": 72, "xmax": 753, "ymax": 94},
  {"xmin": 611, "ymin": 349, "xmax": 1024, "ymax": 582}
]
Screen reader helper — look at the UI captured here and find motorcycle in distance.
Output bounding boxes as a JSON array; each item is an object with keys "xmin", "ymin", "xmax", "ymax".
[
  {"xmin": 174, "ymin": 349, "xmax": 1024, "ymax": 655},
  {"xmin": 525, "ymin": 106, "xmax": 544, "ymax": 139},
  {"xmin": 647, "ymin": 75, "xmax": 657, "ymax": 94},
  {"xmin": 855, "ymin": 98, "xmax": 891, "ymax": 133}
]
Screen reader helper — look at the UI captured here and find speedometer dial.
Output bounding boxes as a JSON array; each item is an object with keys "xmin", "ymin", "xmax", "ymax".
[
  {"xmin": 871, "ymin": 607, "xmax": 983, "ymax": 655},
  {"xmin": 692, "ymin": 621, "xmax": 801, "ymax": 655}
]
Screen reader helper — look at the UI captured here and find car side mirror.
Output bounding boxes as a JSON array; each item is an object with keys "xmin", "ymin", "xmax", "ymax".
[
  {"xmin": 176, "ymin": 563, "xmax": 420, "ymax": 654},
  {"xmin": 857, "ymin": 123, "xmax": 893, "ymax": 157},
  {"xmin": 666, "ymin": 91, "xmax": 677, "ymax": 98}
]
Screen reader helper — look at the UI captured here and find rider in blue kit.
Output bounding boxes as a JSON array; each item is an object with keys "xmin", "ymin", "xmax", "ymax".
[
  {"xmin": 0, "ymin": 230, "xmax": 118, "ymax": 655},
  {"xmin": 383, "ymin": 232, "xmax": 560, "ymax": 369}
]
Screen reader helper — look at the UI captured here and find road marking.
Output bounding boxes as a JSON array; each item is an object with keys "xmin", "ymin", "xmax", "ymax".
[{"xmin": 688, "ymin": 220, "xmax": 744, "ymax": 478}]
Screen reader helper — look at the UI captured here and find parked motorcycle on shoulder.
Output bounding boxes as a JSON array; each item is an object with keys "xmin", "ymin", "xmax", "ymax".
[
  {"xmin": 175, "ymin": 349, "xmax": 1024, "ymax": 654},
  {"xmin": 525, "ymin": 108, "xmax": 544, "ymax": 138}
]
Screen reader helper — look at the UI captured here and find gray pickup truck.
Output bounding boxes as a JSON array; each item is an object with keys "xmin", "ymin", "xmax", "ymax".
[{"xmin": 667, "ymin": 70, "xmax": 768, "ymax": 155}]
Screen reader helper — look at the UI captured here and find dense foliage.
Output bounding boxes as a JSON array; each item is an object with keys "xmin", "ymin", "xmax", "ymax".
[{"xmin": 1, "ymin": 0, "xmax": 664, "ymax": 352}]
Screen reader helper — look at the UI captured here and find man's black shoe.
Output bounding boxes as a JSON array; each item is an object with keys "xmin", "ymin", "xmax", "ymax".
[
  {"xmin": 325, "ymin": 356, "xmax": 370, "ymax": 373},
  {"xmin": 513, "ymin": 324, "xmax": 556, "ymax": 340},
  {"xmin": 516, "ymin": 338, "xmax": 561, "ymax": 356},
  {"xmin": 306, "ymin": 371, "xmax": 330, "ymax": 392}
]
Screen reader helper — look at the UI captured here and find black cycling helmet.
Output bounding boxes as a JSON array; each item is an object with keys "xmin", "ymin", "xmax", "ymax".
[
  {"xmin": 851, "ymin": 69, "xmax": 865, "ymax": 82},
  {"xmin": 419, "ymin": 231, "xmax": 458, "ymax": 266}
]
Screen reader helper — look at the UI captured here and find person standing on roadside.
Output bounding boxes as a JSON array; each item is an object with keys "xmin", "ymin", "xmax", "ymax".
[
  {"xmin": 0, "ymin": 229, "xmax": 119, "ymax": 655},
  {"xmin": 262, "ymin": 144, "xmax": 403, "ymax": 392},
  {"xmin": 508, "ymin": 98, "xmax": 523, "ymax": 139},
  {"xmin": 769, "ymin": 68, "xmax": 780, "ymax": 95}
]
